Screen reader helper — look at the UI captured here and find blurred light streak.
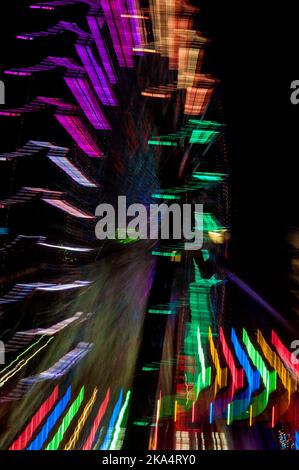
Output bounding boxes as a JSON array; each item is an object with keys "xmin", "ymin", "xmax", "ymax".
[
  {"xmin": 243, "ymin": 329, "xmax": 277, "ymax": 397},
  {"xmin": 152, "ymin": 391, "xmax": 161, "ymax": 451},
  {"xmin": 27, "ymin": 386, "xmax": 72, "ymax": 450},
  {"xmin": 257, "ymin": 330, "xmax": 297, "ymax": 398},
  {"xmin": 87, "ymin": 16, "xmax": 117, "ymax": 84},
  {"xmin": 82, "ymin": 389, "xmax": 110, "ymax": 450},
  {"xmin": 209, "ymin": 327, "xmax": 228, "ymax": 399},
  {"xmin": 75, "ymin": 44, "xmax": 117, "ymax": 106},
  {"xmin": 64, "ymin": 77, "xmax": 110, "ymax": 129},
  {"xmin": 9, "ymin": 386, "xmax": 59, "ymax": 450},
  {"xmin": 42, "ymin": 198, "xmax": 95, "ymax": 219},
  {"xmin": 100, "ymin": 390, "xmax": 124, "ymax": 449},
  {"xmin": 109, "ymin": 390, "xmax": 131, "ymax": 450},
  {"xmin": 46, "ymin": 386, "xmax": 85, "ymax": 450},
  {"xmin": 63, "ymin": 387, "xmax": 98, "ymax": 450},
  {"xmin": 55, "ymin": 114, "xmax": 104, "ymax": 157},
  {"xmin": 272, "ymin": 330, "xmax": 299, "ymax": 379},
  {"xmin": 0, "ymin": 337, "xmax": 53, "ymax": 388},
  {"xmin": 48, "ymin": 156, "xmax": 98, "ymax": 187},
  {"xmin": 220, "ymin": 328, "xmax": 244, "ymax": 401}
]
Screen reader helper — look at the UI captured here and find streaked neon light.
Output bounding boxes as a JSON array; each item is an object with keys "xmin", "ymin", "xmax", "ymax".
[
  {"xmin": 87, "ymin": 16, "xmax": 117, "ymax": 84},
  {"xmin": 257, "ymin": 330, "xmax": 297, "ymax": 398},
  {"xmin": 64, "ymin": 387, "xmax": 98, "ymax": 449},
  {"xmin": 209, "ymin": 327, "xmax": 228, "ymax": 398},
  {"xmin": 48, "ymin": 156, "xmax": 97, "ymax": 187},
  {"xmin": 109, "ymin": 390, "xmax": 131, "ymax": 450},
  {"xmin": 148, "ymin": 140, "xmax": 178, "ymax": 147},
  {"xmin": 55, "ymin": 114, "xmax": 103, "ymax": 158},
  {"xmin": 46, "ymin": 386, "xmax": 84, "ymax": 450},
  {"xmin": 151, "ymin": 194, "xmax": 181, "ymax": 200},
  {"xmin": 42, "ymin": 198, "xmax": 95, "ymax": 219},
  {"xmin": 174, "ymin": 400, "xmax": 178, "ymax": 422},
  {"xmin": 82, "ymin": 389, "xmax": 110, "ymax": 450},
  {"xmin": 0, "ymin": 337, "xmax": 53, "ymax": 388},
  {"xmin": 189, "ymin": 130, "xmax": 218, "ymax": 145},
  {"xmin": 148, "ymin": 309, "xmax": 174, "ymax": 315},
  {"xmin": 192, "ymin": 172, "xmax": 224, "ymax": 182},
  {"xmin": 28, "ymin": 387, "xmax": 72, "ymax": 450},
  {"xmin": 209, "ymin": 402, "xmax": 214, "ymax": 424},
  {"xmin": 100, "ymin": 390, "xmax": 124, "ymax": 449},
  {"xmin": 75, "ymin": 44, "xmax": 117, "ymax": 106},
  {"xmin": 220, "ymin": 328, "xmax": 244, "ymax": 401},
  {"xmin": 153, "ymin": 391, "xmax": 161, "ymax": 451},
  {"xmin": 9, "ymin": 386, "xmax": 59, "ymax": 450},
  {"xmin": 243, "ymin": 329, "xmax": 277, "ymax": 397}
]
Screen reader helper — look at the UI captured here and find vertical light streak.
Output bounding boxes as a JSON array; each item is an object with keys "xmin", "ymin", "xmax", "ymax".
[
  {"xmin": 153, "ymin": 391, "xmax": 161, "ymax": 451},
  {"xmin": 209, "ymin": 402, "xmax": 214, "ymax": 424},
  {"xmin": 174, "ymin": 400, "xmax": 178, "ymax": 422}
]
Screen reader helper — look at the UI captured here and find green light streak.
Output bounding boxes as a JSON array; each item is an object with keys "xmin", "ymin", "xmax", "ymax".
[
  {"xmin": 46, "ymin": 386, "xmax": 85, "ymax": 450},
  {"xmin": 151, "ymin": 251, "xmax": 178, "ymax": 257},
  {"xmin": 192, "ymin": 172, "xmax": 224, "ymax": 182},
  {"xmin": 148, "ymin": 309, "xmax": 174, "ymax": 315},
  {"xmin": 188, "ymin": 119, "xmax": 222, "ymax": 127},
  {"xmin": 189, "ymin": 130, "xmax": 218, "ymax": 144},
  {"xmin": 148, "ymin": 140, "xmax": 178, "ymax": 147},
  {"xmin": 151, "ymin": 194, "xmax": 181, "ymax": 200}
]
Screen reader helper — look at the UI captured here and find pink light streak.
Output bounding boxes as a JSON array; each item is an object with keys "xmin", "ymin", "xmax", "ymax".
[
  {"xmin": 219, "ymin": 328, "xmax": 244, "ymax": 401},
  {"xmin": 55, "ymin": 114, "xmax": 103, "ymax": 157},
  {"xmin": 9, "ymin": 386, "xmax": 59, "ymax": 450},
  {"xmin": 42, "ymin": 197, "xmax": 95, "ymax": 218}
]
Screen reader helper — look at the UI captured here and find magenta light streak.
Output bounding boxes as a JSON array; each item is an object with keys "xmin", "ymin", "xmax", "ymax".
[
  {"xmin": 126, "ymin": 0, "xmax": 144, "ymax": 50},
  {"xmin": 30, "ymin": 5, "xmax": 54, "ymax": 9},
  {"xmin": 101, "ymin": 0, "xmax": 133, "ymax": 68},
  {"xmin": 55, "ymin": 114, "xmax": 103, "ymax": 158},
  {"xmin": 111, "ymin": 0, "xmax": 134, "ymax": 67},
  {"xmin": 4, "ymin": 71, "xmax": 31, "ymax": 76},
  {"xmin": 16, "ymin": 35, "xmax": 34, "ymax": 40},
  {"xmin": 75, "ymin": 44, "xmax": 117, "ymax": 106},
  {"xmin": 0, "ymin": 112, "xmax": 20, "ymax": 117},
  {"xmin": 64, "ymin": 77, "xmax": 110, "ymax": 130},
  {"xmin": 87, "ymin": 16, "xmax": 117, "ymax": 84}
]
